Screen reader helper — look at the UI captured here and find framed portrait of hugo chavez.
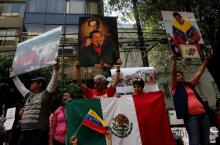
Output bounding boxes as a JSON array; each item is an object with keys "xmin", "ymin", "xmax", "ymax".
[{"xmin": 78, "ymin": 16, "xmax": 120, "ymax": 68}]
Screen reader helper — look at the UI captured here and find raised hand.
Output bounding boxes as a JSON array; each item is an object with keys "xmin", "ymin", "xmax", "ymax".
[
  {"xmin": 54, "ymin": 56, "xmax": 61, "ymax": 70},
  {"xmin": 116, "ymin": 59, "xmax": 122, "ymax": 65},
  {"xmin": 71, "ymin": 135, "xmax": 78, "ymax": 145},
  {"xmin": 170, "ymin": 53, "xmax": 176, "ymax": 61}
]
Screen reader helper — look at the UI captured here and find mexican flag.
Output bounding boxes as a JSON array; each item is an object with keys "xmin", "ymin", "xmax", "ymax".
[{"xmin": 66, "ymin": 91, "xmax": 175, "ymax": 145}]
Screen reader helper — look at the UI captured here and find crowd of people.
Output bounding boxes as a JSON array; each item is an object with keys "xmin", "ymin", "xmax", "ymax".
[
  {"xmin": 0, "ymin": 12, "xmax": 219, "ymax": 145},
  {"xmin": 0, "ymin": 51, "xmax": 219, "ymax": 145}
]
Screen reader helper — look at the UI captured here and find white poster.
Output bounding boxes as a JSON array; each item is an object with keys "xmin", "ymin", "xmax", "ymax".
[
  {"xmin": 110, "ymin": 67, "xmax": 159, "ymax": 94},
  {"xmin": 11, "ymin": 27, "xmax": 62, "ymax": 77},
  {"xmin": 4, "ymin": 107, "xmax": 16, "ymax": 130}
]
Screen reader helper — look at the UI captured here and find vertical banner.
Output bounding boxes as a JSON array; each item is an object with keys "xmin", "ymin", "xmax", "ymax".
[
  {"xmin": 78, "ymin": 16, "xmax": 120, "ymax": 67},
  {"xmin": 11, "ymin": 27, "xmax": 62, "ymax": 77},
  {"xmin": 161, "ymin": 11, "xmax": 203, "ymax": 58}
]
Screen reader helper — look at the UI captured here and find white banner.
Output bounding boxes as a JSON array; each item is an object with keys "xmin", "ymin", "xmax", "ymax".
[
  {"xmin": 110, "ymin": 67, "xmax": 159, "ymax": 94},
  {"xmin": 11, "ymin": 27, "xmax": 62, "ymax": 77}
]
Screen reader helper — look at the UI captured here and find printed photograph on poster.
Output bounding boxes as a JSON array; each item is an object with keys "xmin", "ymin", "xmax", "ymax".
[
  {"xmin": 10, "ymin": 27, "xmax": 62, "ymax": 77},
  {"xmin": 78, "ymin": 16, "xmax": 120, "ymax": 67},
  {"xmin": 162, "ymin": 11, "xmax": 204, "ymax": 45},
  {"xmin": 171, "ymin": 127, "xmax": 189, "ymax": 145},
  {"xmin": 110, "ymin": 67, "xmax": 159, "ymax": 94},
  {"xmin": 179, "ymin": 44, "xmax": 200, "ymax": 59},
  {"xmin": 171, "ymin": 127, "xmax": 218, "ymax": 145}
]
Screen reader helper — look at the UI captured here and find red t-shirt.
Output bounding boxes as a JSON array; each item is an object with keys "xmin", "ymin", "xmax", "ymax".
[
  {"xmin": 132, "ymin": 92, "xmax": 149, "ymax": 98},
  {"xmin": 82, "ymin": 85, "xmax": 116, "ymax": 99},
  {"xmin": 171, "ymin": 83, "xmax": 206, "ymax": 115}
]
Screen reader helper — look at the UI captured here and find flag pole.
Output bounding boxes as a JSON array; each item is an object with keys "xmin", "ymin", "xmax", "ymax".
[{"xmin": 74, "ymin": 120, "xmax": 84, "ymax": 136}]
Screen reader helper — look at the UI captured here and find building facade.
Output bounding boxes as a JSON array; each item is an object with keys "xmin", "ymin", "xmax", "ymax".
[
  {"xmin": 0, "ymin": 0, "xmax": 101, "ymax": 56},
  {"xmin": 0, "ymin": 0, "xmax": 219, "ymax": 108},
  {"xmin": 0, "ymin": 0, "xmax": 26, "ymax": 55}
]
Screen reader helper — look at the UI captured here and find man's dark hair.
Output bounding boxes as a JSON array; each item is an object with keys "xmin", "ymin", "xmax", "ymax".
[
  {"xmin": 88, "ymin": 18, "xmax": 100, "ymax": 28},
  {"xmin": 89, "ymin": 30, "xmax": 102, "ymax": 38},
  {"xmin": 173, "ymin": 12, "xmax": 182, "ymax": 18},
  {"xmin": 133, "ymin": 78, "xmax": 145, "ymax": 89},
  {"xmin": 176, "ymin": 70, "xmax": 184, "ymax": 75}
]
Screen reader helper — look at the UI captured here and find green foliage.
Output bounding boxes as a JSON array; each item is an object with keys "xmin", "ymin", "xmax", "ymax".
[
  {"xmin": 148, "ymin": 44, "xmax": 171, "ymax": 80},
  {"xmin": 106, "ymin": 0, "xmax": 220, "ymax": 84},
  {"xmin": 106, "ymin": 0, "xmax": 220, "ymax": 46},
  {"xmin": 57, "ymin": 82, "xmax": 82, "ymax": 97},
  {"xmin": 0, "ymin": 55, "xmax": 13, "ymax": 82}
]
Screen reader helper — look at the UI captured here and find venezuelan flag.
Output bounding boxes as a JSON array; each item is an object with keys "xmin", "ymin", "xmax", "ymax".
[{"xmin": 82, "ymin": 109, "xmax": 108, "ymax": 134}]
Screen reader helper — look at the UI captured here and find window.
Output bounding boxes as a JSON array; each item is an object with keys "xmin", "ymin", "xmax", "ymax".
[
  {"xmin": 24, "ymin": 13, "xmax": 45, "ymax": 24},
  {"xmin": 65, "ymin": 25, "xmax": 78, "ymax": 34},
  {"xmin": 45, "ymin": 14, "xmax": 65, "ymax": 24},
  {"xmin": 47, "ymin": 0, "xmax": 65, "ymax": 13},
  {"xmin": 44, "ymin": 25, "xmax": 62, "ymax": 32},
  {"xmin": 2, "ymin": 3, "xmax": 13, "ymax": 16},
  {"xmin": 12, "ymin": 3, "xmax": 25, "ymax": 16},
  {"xmin": 24, "ymin": 24, "xmax": 44, "ymax": 35},
  {"xmin": 89, "ymin": 2, "xmax": 98, "ymax": 14},
  {"xmin": 7, "ymin": 29, "xmax": 18, "ymax": 36},
  {"xmin": 66, "ymin": 0, "xmax": 85, "ymax": 14},
  {"xmin": 0, "ymin": 3, "xmax": 3, "ymax": 14},
  {"xmin": 0, "ymin": 30, "xmax": 7, "ymax": 37},
  {"xmin": 66, "ymin": 14, "xmax": 82, "ymax": 24},
  {"xmin": 26, "ymin": 0, "xmax": 46, "ymax": 13},
  {"xmin": 0, "ymin": 29, "xmax": 19, "ymax": 46},
  {"xmin": 1, "ymin": 3, "xmax": 25, "ymax": 17}
]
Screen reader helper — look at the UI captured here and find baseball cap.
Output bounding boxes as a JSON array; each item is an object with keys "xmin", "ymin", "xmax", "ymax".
[{"xmin": 30, "ymin": 77, "xmax": 47, "ymax": 88}]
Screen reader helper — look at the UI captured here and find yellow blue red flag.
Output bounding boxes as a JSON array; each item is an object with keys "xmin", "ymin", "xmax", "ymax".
[{"xmin": 82, "ymin": 109, "xmax": 108, "ymax": 134}]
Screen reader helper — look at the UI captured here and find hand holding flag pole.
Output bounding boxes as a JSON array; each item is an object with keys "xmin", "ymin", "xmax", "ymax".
[{"xmin": 74, "ymin": 109, "xmax": 109, "ymax": 136}]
